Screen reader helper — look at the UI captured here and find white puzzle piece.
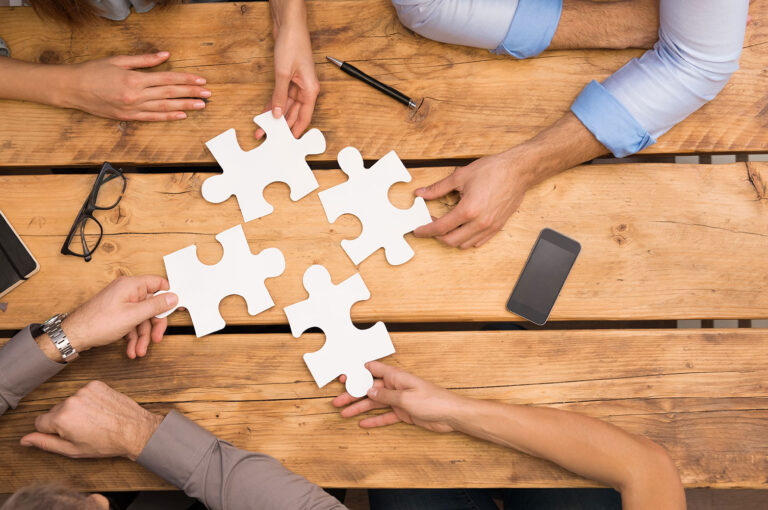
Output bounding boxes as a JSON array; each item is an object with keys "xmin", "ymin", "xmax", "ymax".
[
  {"xmin": 202, "ymin": 111, "xmax": 326, "ymax": 222},
  {"xmin": 155, "ymin": 224, "xmax": 285, "ymax": 338},
  {"xmin": 283, "ymin": 265, "xmax": 395, "ymax": 398},
  {"xmin": 318, "ymin": 147, "xmax": 432, "ymax": 266}
]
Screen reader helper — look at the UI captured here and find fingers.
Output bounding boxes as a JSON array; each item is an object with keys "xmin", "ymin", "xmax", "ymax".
[
  {"xmin": 359, "ymin": 411, "xmax": 402, "ymax": 429},
  {"xmin": 415, "ymin": 172, "xmax": 458, "ymax": 201},
  {"xmin": 110, "ymin": 51, "xmax": 170, "ymax": 70},
  {"xmin": 126, "ymin": 328, "xmax": 139, "ymax": 359},
  {"xmin": 33, "ymin": 410, "xmax": 58, "ymax": 435},
  {"xmin": 133, "ymin": 275, "xmax": 170, "ymax": 295},
  {"xmin": 131, "ymin": 111, "xmax": 188, "ymax": 122},
  {"xmin": 413, "ymin": 206, "xmax": 465, "ymax": 239},
  {"xmin": 135, "ymin": 320, "xmax": 152, "ymax": 357},
  {"xmin": 139, "ymin": 98, "xmax": 206, "ymax": 113},
  {"xmin": 340, "ymin": 397, "xmax": 388, "ymax": 418},
  {"xmin": 141, "ymin": 71, "xmax": 207, "ymax": 88},
  {"xmin": 150, "ymin": 317, "xmax": 168, "ymax": 344},
  {"xmin": 367, "ymin": 386, "xmax": 404, "ymax": 408},
  {"xmin": 291, "ymin": 92, "xmax": 318, "ymax": 138},
  {"xmin": 131, "ymin": 292, "xmax": 178, "ymax": 324},
  {"xmin": 138, "ymin": 85, "xmax": 211, "ymax": 103},
  {"xmin": 20, "ymin": 432, "xmax": 82, "ymax": 458},
  {"xmin": 283, "ymin": 101, "xmax": 301, "ymax": 135},
  {"xmin": 439, "ymin": 222, "xmax": 482, "ymax": 249},
  {"xmin": 271, "ymin": 68, "xmax": 292, "ymax": 118}
]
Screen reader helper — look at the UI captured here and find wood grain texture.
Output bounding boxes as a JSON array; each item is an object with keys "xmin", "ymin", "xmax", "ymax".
[
  {"xmin": 1, "ymin": 162, "xmax": 766, "ymax": 329},
  {"xmin": 1, "ymin": 329, "xmax": 767, "ymax": 491},
  {"xmin": 0, "ymin": 1, "xmax": 766, "ymax": 167}
]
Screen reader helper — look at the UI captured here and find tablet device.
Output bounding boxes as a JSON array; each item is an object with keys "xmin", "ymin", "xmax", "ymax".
[
  {"xmin": 506, "ymin": 228, "xmax": 580, "ymax": 325},
  {"xmin": 0, "ymin": 209, "xmax": 39, "ymax": 299}
]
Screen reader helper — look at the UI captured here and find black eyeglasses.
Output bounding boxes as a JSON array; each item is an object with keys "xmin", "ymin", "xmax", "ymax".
[{"xmin": 61, "ymin": 162, "xmax": 127, "ymax": 262}]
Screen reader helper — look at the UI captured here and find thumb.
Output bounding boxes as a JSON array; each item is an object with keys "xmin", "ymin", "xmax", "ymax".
[
  {"xmin": 368, "ymin": 386, "xmax": 404, "ymax": 408},
  {"xmin": 21, "ymin": 432, "xmax": 82, "ymax": 458},
  {"xmin": 111, "ymin": 51, "xmax": 170, "ymax": 70},
  {"xmin": 132, "ymin": 292, "xmax": 178, "ymax": 321},
  {"xmin": 416, "ymin": 173, "xmax": 458, "ymax": 200},
  {"xmin": 271, "ymin": 69, "xmax": 292, "ymax": 118}
]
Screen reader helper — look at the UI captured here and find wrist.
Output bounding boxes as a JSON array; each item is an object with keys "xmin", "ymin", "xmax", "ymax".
[
  {"xmin": 60, "ymin": 313, "xmax": 90, "ymax": 353},
  {"xmin": 127, "ymin": 411, "xmax": 164, "ymax": 461},
  {"xmin": 34, "ymin": 331, "xmax": 64, "ymax": 363},
  {"xmin": 270, "ymin": 0, "xmax": 307, "ymax": 33},
  {"xmin": 48, "ymin": 65, "xmax": 81, "ymax": 109}
]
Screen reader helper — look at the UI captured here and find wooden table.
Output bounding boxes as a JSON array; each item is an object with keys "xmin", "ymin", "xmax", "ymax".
[{"xmin": 1, "ymin": 0, "xmax": 767, "ymax": 494}]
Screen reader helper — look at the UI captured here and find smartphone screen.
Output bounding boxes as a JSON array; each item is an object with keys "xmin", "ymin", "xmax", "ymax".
[
  {"xmin": 0, "ymin": 210, "xmax": 39, "ymax": 298},
  {"xmin": 506, "ymin": 228, "xmax": 580, "ymax": 325}
]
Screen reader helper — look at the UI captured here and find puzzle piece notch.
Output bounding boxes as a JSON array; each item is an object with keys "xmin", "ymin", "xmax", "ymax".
[
  {"xmin": 283, "ymin": 265, "xmax": 395, "ymax": 397},
  {"xmin": 318, "ymin": 147, "xmax": 432, "ymax": 266},
  {"xmin": 202, "ymin": 111, "xmax": 325, "ymax": 222},
  {"xmin": 155, "ymin": 224, "xmax": 285, "ymax": 338}
]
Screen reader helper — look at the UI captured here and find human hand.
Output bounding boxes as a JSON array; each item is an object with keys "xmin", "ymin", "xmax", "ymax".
[
  {"xmin": 57, "ymin": 52, "xmax": 210, "ymax": 121},
  {"xmin": 332, "ymin": 361, "xmax": 466, "ymax": 433},
  {"xmin": 256, "ymin": 5, "xmax": 319, "ymax": 138},
  {"xmin": 59, "ymin": 275, "xmax": 178, "ymax": 359},
  {"xmin": 20, "ymin": 381, "xmax": 163, "ymax": 461},
  {"xmin": 413, "ymin": 151, "xmax": 528, "ymax": 249}
]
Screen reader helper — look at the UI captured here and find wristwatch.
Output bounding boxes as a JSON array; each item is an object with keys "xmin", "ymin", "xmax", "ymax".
[{"xmin": 41, "ymin": 313, "xmax": 79, "ymax": 363}]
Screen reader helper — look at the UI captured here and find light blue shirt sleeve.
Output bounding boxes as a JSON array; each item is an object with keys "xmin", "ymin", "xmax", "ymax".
[
  {"xmin": 391, "ymin": 0, "xmax": 562, "ymax": 58},
  {"xmin": 571, "ymin": 0, "xmax": 749, "ymax": 157}
]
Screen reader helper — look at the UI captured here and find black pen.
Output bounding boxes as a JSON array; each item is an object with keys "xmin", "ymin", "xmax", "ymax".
[{"xmin": 326, "ymin": 56, "xmax": 418, "ymax": 110}]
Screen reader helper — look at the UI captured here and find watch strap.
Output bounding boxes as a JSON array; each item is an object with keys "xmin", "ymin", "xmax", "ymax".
[{"xmin": 41, "ymin": 313, "xmax": 79, "ymax": 363}]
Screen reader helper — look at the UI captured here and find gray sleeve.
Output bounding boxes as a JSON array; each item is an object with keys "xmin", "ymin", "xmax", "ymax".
[
  {"xmin": 0, "ymin": 38, "xmax": 9, "ymax": 57},
  {"xmin": 137, "ymin": 411, "xmax": 347, "ymax": 510},
  {"xmin": 0, "ymin": 326, "xmax": 65, "ymax": 416}
]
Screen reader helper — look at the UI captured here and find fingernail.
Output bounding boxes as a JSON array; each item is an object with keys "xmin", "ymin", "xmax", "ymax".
[
  {"xmin": 165, "ymin": 293, "xmax": 178, "ymax": 307},
  {"xmin": 273, "ymin": 106, "xmax": 282, "ymax": 118},
  {"xmin": 200, "ymin": 90, "xmax": 212, "ymax": 98},
  {"xmin": 176, "ymin": 112, "xmax": 187, "ymax": 120},
  {"xmin": 157, "ymin": 51, "xmax": 169, "ymax": 58},
  {"xmin": 368, "ymin": 388, "xmax": 378, "ymax": 398},
  {"xmin": 196, "ymin": 78, "xmax": 206, "ymax": 85},
  {"xmin": 20, "ymin": 439, "xmax": 31, "ymax": 447},
  {"xmin": 415, "ymin": 188, "xmax": 424, "ymax": 195},
  {"xmin": 194, "ymin": 101, "xmax": 206, "ymax": 109}
]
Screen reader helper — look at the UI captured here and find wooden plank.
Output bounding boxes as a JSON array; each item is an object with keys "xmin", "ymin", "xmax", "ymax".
[
  {"xmin": 0, "ymin": 329, "xmax": 766, "ymax": 491},
  {"xmin": 0, "ymin": 1, "xmax": 766, "ymax": 167},
  {"xmin": 1, "ymin": 162, "xmax": 766, "ymax": 329}
]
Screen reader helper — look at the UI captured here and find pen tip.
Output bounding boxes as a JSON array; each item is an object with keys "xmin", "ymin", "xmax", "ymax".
[{"xmin": 326, "ymin": 56, "xmax": 343, "ymax": 67}]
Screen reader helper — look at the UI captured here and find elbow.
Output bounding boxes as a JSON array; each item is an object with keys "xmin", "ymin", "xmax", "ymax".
[
  {"xmin": 621, "ymin": 439, "xmax": 685, "ymax": 509},
  {"xmin": 391, "ymin": 0, "xmax": 443, "ymax": 37},
  {"xmin": 657, "ymin": 39, "xmax": 742, "ymax": 102}
]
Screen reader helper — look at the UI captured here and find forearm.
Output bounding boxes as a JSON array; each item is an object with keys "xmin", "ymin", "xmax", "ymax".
[
  {"xmin": 504, "ymin": 112, "xmax": 607, "ymax": 190},
  {"xmin": 269, "ymin": 0, "xmax": 308, "ymax": 33},
  {"xmin": 138, "ymin": 411, "xmax": 345, "ymax": 510},
  {"xmin": 452, "ymin": 398, "xmax": 685, "ymax": 509},
  {"xmin": 0, "ymin": 57, "xmax": 72, "ymax": 107},
  {"xmin": 552, "ymin": 0, "xmax": 659, "ymax": 50}
]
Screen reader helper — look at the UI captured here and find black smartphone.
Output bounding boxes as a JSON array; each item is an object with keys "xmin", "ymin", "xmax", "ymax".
[
  {"xmin": 506, "ymin": 228, "xmax": 581, "ymax": 325},
  {"xmin": 0, "ymin": 209, "xmax": 39, "ymax": 299}
]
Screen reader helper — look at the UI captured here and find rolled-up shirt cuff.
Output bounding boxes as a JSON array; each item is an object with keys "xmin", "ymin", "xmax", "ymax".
[
  {"xmin": 492, "ymin": 0, "xmax": 562, "ymax": 58},
  {"xmin": 0, "ymin": 326, "xmax": 65, "ymax": 411},
  {"xmin": 137, "ymin": 410, "xmax": 218, "ymax": 489},
  {"xmin": 570, "ymin": 80, "xmax": 656, "ymax": 158},
  {"xmin": 0, "ymin": 37, "xmax": 9, "ymax": 58}
]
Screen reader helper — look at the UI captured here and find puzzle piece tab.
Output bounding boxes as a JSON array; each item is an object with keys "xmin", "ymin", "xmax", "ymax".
[
  {"xmin": 283, "ymin": 265, "xmax": 395, "ymax": 397},
  {"xmin": 202, "ymin": 111, "xmax": 326, "ymax": 222},
  {"xmin": 156, "ymin": 224, "xmax": 285, "ymax": 338},
  {"xmin": 319, "ymin": 147, "xmax": 432, "ymax": 266}
]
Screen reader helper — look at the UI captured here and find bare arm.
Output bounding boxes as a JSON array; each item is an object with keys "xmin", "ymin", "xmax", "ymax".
[
  {"xmin": 552, "ymin": 0, "xmax": 659, "ymax": 50},
  {"xmin": 334, "ymin": 361, "xmax": 686, "ymax": 510},
  {"xmin": 0, "ymin": 52, "xmax": 209, "ymax": 121},
  {"xmin": 454, "ymin": 399, "xmax": 685, "ymax": 510}
]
